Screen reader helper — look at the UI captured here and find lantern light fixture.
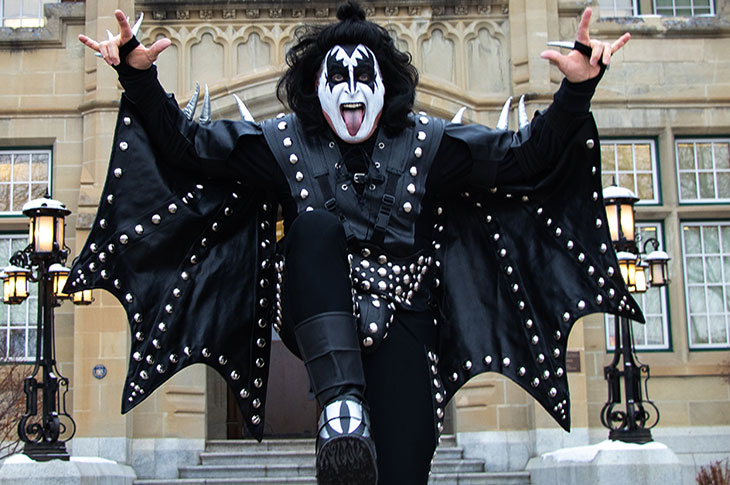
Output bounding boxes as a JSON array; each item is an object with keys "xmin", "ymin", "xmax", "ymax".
[{"xmin": 2, "ymin": 265, "xmax": 30, "ymax": 304}]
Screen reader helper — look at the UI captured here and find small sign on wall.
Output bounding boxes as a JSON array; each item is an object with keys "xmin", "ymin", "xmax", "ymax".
[
  {"xmin": 566, "ymin": 351, "xmax": 581, "ymax": 373},
  {"xmin": 93, "ymin": 364, "xmax": 107, "ymax": 379}
]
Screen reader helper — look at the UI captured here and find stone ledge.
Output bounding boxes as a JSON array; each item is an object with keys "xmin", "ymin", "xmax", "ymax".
[{"xmin": 0, "ymin": 2, "xmax": 85, "ymax": 49}]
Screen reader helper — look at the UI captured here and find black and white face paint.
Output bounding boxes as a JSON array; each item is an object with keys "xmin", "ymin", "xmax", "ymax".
[{"xmin": 317, "ymin": 44, "xmax": 385, "ymax": 144}]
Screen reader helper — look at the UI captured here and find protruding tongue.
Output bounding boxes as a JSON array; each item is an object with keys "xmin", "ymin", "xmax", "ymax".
[{"xmin": 342, "ymin": 107, "xmax": 365, "ymax": 136}]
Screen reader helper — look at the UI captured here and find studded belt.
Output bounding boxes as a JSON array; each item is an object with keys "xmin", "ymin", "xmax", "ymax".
[{"xmin": 349, "ymin": 244, "xmax": 436, "ymax": 352}]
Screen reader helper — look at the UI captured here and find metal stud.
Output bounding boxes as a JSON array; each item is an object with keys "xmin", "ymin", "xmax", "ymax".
[
  {"xmin": 133, "ymin": 313, "xmax": 142, "ymax": 323},
  {"xmin": 289, "ymin": 153, "xmax": 299, "ymax": 164},
  {"xmin": 256, "ymin": 358, "xmax": 265, "ymax": 368},
  {"xmin": 363, "ymin": 337, "xmax": 373, "ymax": 347},
  {"xmin": 252, "ymin": 415, "xmax": 261, "ymax": 425},
  {"xmin": 518, "ymin": 367, "xmax": 526, "ymax": 376},
  {"xmin": 403, "ymin": 202, "xmax": 412, "ymax": 213},
  {"xmin": 586, "ymin": 139, "xmax": 595, "ymax": 149},
  {"xmin": 125, "ymin": 293, "xmax": 134, "ymax": 303},
  {"xmin": 600, "ymin": 243, "xmax": 608, "ymax": 253},
  {"xmin": 407, "ymin": 183, "xmax": 416, "ymax": 194},
  {"xmin": 556, "ymin": 368, "xmax": 564, "ymax": 377},
  {"xmin": 532, "ymin": 378, "xmax": 540, "ymax": 388},
  {"xmin": 295, "ymin": 171, "xmax": 304, "ymax": 182},
  {"xmin": 158, "ymin": 322, "xmax": 167, "ymax": 332},
  {"xmin": 202, "ymin": 348, "xmax": 211, "ymax": 358},
  {"xmin": 254, "ymin": 378, "xmax": 263, "ymax": 388},
  {"xmin": 300, "ymin": 188, "xmax": 309, "ymax": 199},
  {"xmin": 449, "ymin": 372, "xmax": 458, "ymax": 382},
  {"xmin": 553, "ymin": 348, "xmax": 561, "ymax": 358},
  {"xmin": 240, "ymin": 388, "xmax": 250, "ymax": 399},
  {"xmin": 283, "ymin": 137, "xmax": 292, "ymax": 148},
  {"xmin": 567, "ymin": 240, "xmax": 574, "ymax": 250},
  {"xmin": 538, "ymin": 353, "xmax": 545, "ymax": 363},
  {"xmin": 135, "ymin": 224, "xmax": 144, "ymax": 235},
  {"xmin": 114, "ymin": 279, "xmax": 121, "ymax": 289},
  {"xmin": 554, "ymin": 330, "xmax": 561, "ymax": 340},
  {"xmin": 577, "ymin": 300, "xmax": 586, "ymax": 310},
  {"xmin": 502, "ymin": 357, "xmax": 511, "ymax": 367},
  {"xmin": 277, "ymin": 121, "xmax": 287, "ymax": 131},
  {"xmin": 419, "ymin": 116, "xmax": 429, "ymax": 125},
  {"xmin": 531, "ymin": 335, "xmax": 539, "ymax": 345},
  {"xmin": 168, "ymin": 203, "xmax": 178, "ymax": 214},
  {"xmin": 410, "ymin": 166, "xmax": 418, "ymax": 176},
  {"xmin": 595, "ymin": 218, "xmax": 602, "ymax": 228},
  {"xmin": 463, "ymin": 360, "xmax": 472, "ymax": 371},
  {"xmin": 140, "ymin": 370, "xmax": 149, "ymax": 380},
  {"xmin": 596, "ymin": 295, "xmax": 603, "ymax": 304},
  {"xmin": 99, "ymin": 219, "xmax": 108, "ymax": 229},
  {"xmin": 525, "ymin": 319, "xmax": 533, "ymax": 328},
  {"xmin": 414, "ymin": 147, "xmax": 423, "ymax": 158},
  {"xmin": 114, "ymin": 168, "xmax": 123, "ymax": 178},
  {"xmin": 484, "ymin": 355, "xmax": 492, "ymax": 365},
  {"xmin": 119, "ymin": 141, "xmax": 128, "ymax": 151},
  {"xmin": 133, "ymin": 352, "xmax": 142, "ymax": 361},
  {"xmin": 418, "ymin": 131, "xmax": 426, "ymax": 141},
  {"xmin": 562, "ymin": 312, "xmax": 570, "ymax": 322}
]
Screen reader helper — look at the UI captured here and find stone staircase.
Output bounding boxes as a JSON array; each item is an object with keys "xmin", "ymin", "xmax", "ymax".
[{"xmin": 134, "ymin": 435, "xmax": 530, "ymax": 484}]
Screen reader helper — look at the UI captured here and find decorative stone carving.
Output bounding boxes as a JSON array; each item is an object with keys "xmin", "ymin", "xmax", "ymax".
[
  {"xmin": 222, "ymin": 9, "xmax": 236, "ymax": 19},
  {"xmin": 292, "ymin": 9, "xmax": 305, "ymax": 18},
  {"xmin": 176, "ymin": 10, "xmax": 190, "ymax": 20},
  {"xmin": 315, "ymin": 8, "xmax": 329, "ymax": 18},
  {"xmin": 246, "ymin": 9, "xmax": 260, "ymax": 19},
  {"xmin": 200, "ymin": 10, "xmax": 213, "ymax": 20},
  {"xmin": 152, "ymin": 10, "xmax": 166, "ymax": 20},
  {"xmin": 408, "ymin": 7, "xmax": 421, "ymax": 16},
  {"xmin": 269, "ymin": 8, "xmax": 282, "ymax": 18},
  {"xmin": 385, "ymin": 6, "xmax": 399, "ymax": 16}
]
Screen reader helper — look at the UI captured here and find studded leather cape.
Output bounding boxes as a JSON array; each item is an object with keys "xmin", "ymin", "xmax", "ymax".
[{"xmin": 67, "ymin": 94, "xmax": 643, "ymax": 440}]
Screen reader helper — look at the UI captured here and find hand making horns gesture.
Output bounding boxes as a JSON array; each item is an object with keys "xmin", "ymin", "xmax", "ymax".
[
  {"xmin": 78, "ymin": 9, "xmax": 170, "ymax": 70},
  {"xmin": 540, "ymin": 8, "xmax": 631, "ymax": 83}
]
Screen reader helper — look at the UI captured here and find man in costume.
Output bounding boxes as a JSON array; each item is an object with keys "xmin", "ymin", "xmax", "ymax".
[{"xmin": 75, "ymin": 2, "xmax": 637, "ymax": 484}]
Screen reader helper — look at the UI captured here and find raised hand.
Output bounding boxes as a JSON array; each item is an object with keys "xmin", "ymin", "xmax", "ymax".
[
  {"xmin": 78, "ymin": 9, "xmax": 170, "ymax": 70},
  {"xmin": 540, "ymin": 8, "xmax": 630, "ymax": 83}
]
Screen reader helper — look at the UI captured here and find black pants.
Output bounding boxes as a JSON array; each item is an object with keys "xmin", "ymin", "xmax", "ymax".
[{"xmin": 279, "ymin": 211, "xmax": 438, "ymax": 484}]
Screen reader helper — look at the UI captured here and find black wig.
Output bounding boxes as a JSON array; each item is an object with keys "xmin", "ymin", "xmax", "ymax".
[{"xmin": 276, "ymin": 1, "xmax": 419, "ymax": 137}]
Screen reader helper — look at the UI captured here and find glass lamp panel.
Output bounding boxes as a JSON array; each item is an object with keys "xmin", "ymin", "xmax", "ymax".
[
  {"xmin": 33, "ymin": 214, "xmax": 55, "ymax": 253},
  {"xmin": 620, "ymin": 204, "xmax": 635, "ymax": 242}
]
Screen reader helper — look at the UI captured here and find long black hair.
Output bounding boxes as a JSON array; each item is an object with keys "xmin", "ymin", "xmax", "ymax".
[{"xmin": 276, "ymin": 1, "xmax": 419, "ymax": 137}]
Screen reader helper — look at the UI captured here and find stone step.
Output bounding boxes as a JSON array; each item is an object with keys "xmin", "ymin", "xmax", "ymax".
[
  {"xmin": 428, "ymin": 471, "xmax": 531, "ymax": 485},
  {"xmin": 135, "ymin": 479, "xmax": 317, "ymax": 485},
  {"xmin": 200, "ymin": 450, "xmax": 314, "ymax": 466},
  {"xmin": 180, "ymin": 463, "xmax": 315, "ymax": 479},
  {"xmin": 132, "ymin": 434, "xmax": 531, "ymax": 485},
  {"xmin": 177, "ymin": 458, "xmax": 485, "ymax": 479},
  {"xmin": 135, "ymin": 471, "xmax": 530, "ymax": 485},
  {"xmin": 205, "ymin": 439, "xmax": 314, "ymax": 453}
]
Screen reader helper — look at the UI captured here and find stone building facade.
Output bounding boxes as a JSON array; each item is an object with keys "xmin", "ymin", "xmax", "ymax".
[{"xmin": 0, "ymin": 0, "xmax": 729, "ymax": 481}]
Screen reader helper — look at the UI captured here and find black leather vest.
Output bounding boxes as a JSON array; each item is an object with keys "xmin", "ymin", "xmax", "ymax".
[{"xmin": 262, "ymin": 113, "xmax": 445, "ymax": 255}]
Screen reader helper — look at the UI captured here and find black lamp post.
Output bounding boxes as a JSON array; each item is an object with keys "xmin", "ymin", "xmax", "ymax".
[
  {"xmin": 600, "ymin": 185, "xmax": 670, "ymax": 444},
  {"xmin": 0, "ymin": 195, "xmax": 93, "ymax": 461}
]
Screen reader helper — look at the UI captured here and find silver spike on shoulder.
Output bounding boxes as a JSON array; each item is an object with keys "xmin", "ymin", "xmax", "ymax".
[
  {"xmin": 233, "ymin": 94, "xmax": 255, "ymax": 122},
  {"xmin": 451, "ymin": 107, "xmax": 467, "ymax": 124},
  {"xmin": 496, "ymin": 96, "xmax": 513, "ymax": 130},
  {"xmin": 131, "ymin": 12, "xmax": 144, "ymax": 37},
  {"xmin": 183, "ymin": 82, "xmax": 200, "ymax": 121},
  {"xmin": 199, "ymin": 85, "xmax": 211, "ymax": 124},
  {"xmin": 518, "ymin": 95, "xmax": 529, "ymax": 129}
]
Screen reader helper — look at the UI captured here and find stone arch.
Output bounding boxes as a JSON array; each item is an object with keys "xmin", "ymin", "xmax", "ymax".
[
  {"xmin": 233, "ymin": 27, "xmax": 274, "ymax": 76},
  {"xmin": 418, "ymin": 23, "xmax": 461, "ymax": 86},
  {"xmin": 186, "ymin": 26, "xmax": 228, "ymax": 92},
  {"xmin": 463, "ymin": 20, "xmax": 511, "ymax": 95}
]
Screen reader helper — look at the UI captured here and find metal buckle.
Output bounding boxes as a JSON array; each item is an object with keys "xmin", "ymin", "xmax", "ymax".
[{"xmin": 353, "ymin": 173, "xmax": 367, "ymax": 184}]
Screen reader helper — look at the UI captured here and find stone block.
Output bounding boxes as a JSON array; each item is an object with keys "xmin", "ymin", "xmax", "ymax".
[
  {"xmin": 458, "ymin": 430, "xmax": 532, "ymax": 472},
  {"xmin": 689, "ymin": 401, "xmax": 730, "ymax": 427},
  {"xmin": 0, "ymin": 454, "xmax": 135, "ymax": 485},
  {"xmin": 527, "ymin": 440, "xmax": 684, "ymax": 485}
]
